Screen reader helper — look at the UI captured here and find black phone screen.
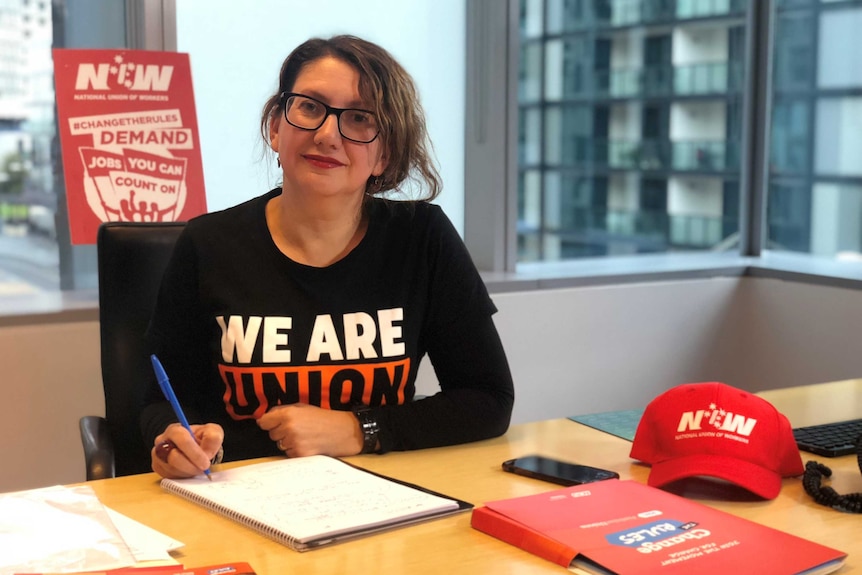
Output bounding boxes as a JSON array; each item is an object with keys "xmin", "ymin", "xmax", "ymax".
[{"xmin": 502, "ymin": 455, "xmax": 620, "ymax": 486}]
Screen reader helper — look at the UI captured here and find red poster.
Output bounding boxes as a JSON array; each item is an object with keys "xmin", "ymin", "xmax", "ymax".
[{"xmin": 53, "ymin": 49, "xmax": 207, "ymax": 244}]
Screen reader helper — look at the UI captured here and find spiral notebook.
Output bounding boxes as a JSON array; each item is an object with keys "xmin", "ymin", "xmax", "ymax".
[{"xmin": 160, "ymin": 455, "xmax": 471, "ymax": 551}]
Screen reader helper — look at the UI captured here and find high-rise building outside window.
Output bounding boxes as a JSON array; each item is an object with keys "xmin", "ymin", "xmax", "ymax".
[
  {"xmin": 0, "ymin": 0, "xmax": 131, "ymax": 309},
  {"xmin": 768, "ymin": 0, "xmax": 862, "ymax": 258},
  {"xmin": 518, "ymin": 0, "xmax": 747, "ymax": 262},
  {"xmin": 0, "ymin": 0, "xmax": 59, "ymax": 296},
  {"xmin": 518, "ymin": 0, "xmax": 862, "ymax": 265}
]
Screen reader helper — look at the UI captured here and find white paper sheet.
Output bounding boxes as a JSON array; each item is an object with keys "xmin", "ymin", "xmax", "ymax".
[
  {"xmin": 0, "ymin": 484, "xmax": 136, "ymax": 575},
  {"xmin": 105, "ymin": 507, "xmax": 184, "ymax": 563}
]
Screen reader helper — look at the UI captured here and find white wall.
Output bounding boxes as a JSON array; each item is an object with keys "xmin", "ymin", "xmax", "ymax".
[
  {"xmin": 1, "ymin": 321, "xmax": 103, "ymax": 492},
  {"xmin": 175, "ymin": 0, "xmax": 466, "ymax": 231},
  {"xmin": 6, "ymin": 276, "xmax": 862, "ymax": 493},
  {"xmin": 490, "ymin": 278, "xmax": 744, "ymax": 423}
]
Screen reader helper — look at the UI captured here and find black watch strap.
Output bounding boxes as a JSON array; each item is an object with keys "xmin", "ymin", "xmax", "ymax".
[
  {"xmin": 210, "ymin": 446, "xmax": 224, "ymax": 466},
  {"xmin": 352, "ymin": 405, "xmax": 380, "ymax": 454}
]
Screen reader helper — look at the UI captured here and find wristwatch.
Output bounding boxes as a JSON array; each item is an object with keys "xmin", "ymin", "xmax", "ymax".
[
  {"xmin": 351, "ymin": 405, "xmax": 380, "ymax": 454},
  {"xmin": 210, "ymin": 446, "xmax": 224, "ymax": 466}
]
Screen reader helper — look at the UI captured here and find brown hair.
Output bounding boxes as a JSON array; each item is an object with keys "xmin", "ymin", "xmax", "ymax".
[{"xmin": 260, "ymin": 35, "xmax": 441, "ymax": 201}]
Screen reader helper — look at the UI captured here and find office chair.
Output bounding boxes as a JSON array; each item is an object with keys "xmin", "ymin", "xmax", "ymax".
[{"xmin": 79, "ymin": 221, "xmax": 185, "ymax": 480}]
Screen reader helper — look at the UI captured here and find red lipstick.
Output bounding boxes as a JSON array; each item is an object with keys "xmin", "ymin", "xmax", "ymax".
[{"xmin": 303, "ymin": 154, "xmax": 344, "ymax": 169}]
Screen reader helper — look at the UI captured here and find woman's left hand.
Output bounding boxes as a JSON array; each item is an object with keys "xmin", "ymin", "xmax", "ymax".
[{"xmin": 257, "ymin": 404, "xmax": 364, "ymax": 457}]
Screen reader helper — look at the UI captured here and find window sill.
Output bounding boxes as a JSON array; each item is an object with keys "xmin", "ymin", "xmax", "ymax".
[
  {"xmin": 2, "ymin": 252, "xmax": 862, "ymax": 327},
  {"xmin": 0, "ymin": 289, "xmax": 98, "ymax": 327},
  {"xmin": 483, "ymin": 251, "xmax": 862, "ymax": 293}
]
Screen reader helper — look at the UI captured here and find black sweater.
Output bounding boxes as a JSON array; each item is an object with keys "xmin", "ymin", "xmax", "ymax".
[{"xmin": 140, "ymin": 189, "xmax": 514, "ymax": 461}]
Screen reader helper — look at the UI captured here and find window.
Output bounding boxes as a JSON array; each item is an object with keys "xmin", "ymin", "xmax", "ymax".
[
  {"xmin": 0, "ymin": 0, "xmax": 60, "ymax": 297},
  {"xmin": 0, "ymin": 0, "xmax": 168, "ymax": 316},
  {"xmin": 5, "ymin": 1, "xmax": 862, "ymax": 316},
  {"xmin": 172, "ymin": 0, "xmax": 468, "ymax": 233},
  {"xmin": 466, "ymin": 0, "xmax": 862, "ymax": 276},
  {"xmin": 517, "ymin": 0, "xmax": 747, "ymax": 262},
  {"xmin": 4, "ymin": 0, "xmax": 467, "ymax": 318},
  {"xmin": 768, "ymin": 1, "xmax": 862, "ymax": 258}
]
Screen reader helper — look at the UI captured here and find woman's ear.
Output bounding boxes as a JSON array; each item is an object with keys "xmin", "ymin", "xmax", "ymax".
[
  {"xmin": 372, "ymin": 152, "xmax": 388, "ymax": 178},
  {"xmin": 269, "ymin": 113, "xmax": 280, "ymax": 153}
]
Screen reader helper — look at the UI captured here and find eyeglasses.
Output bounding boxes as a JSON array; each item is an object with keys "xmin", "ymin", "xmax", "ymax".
[{"xmin": 280, "ymin": 92, "xmax": 380, "ymax": 144}]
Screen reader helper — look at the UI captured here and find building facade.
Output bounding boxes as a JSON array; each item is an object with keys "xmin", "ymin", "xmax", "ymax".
[{"xmin": 518, "ymin": 0, "xmax": 862, "ymax": 261}]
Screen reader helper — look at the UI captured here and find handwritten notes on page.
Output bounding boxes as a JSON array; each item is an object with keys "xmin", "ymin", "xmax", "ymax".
[{"xmin": 160, "ymin": 455, "xmax": 462, "ymax": 550}]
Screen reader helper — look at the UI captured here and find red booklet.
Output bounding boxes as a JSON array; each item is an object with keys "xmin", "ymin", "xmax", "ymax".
[{"xmin": 471, "ymin": 480, "xmax": 846, "ymax": 574}]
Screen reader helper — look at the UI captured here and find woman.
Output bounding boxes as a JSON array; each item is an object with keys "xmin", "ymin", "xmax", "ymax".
[{"xmin": 141, "ymin": 35, "xmax": 514, "ymax": 479}]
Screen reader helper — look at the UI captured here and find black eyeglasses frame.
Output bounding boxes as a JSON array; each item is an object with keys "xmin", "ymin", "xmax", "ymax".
[{"xmin": 279, "ymin": 92, "xmax": 380, "ymax": 144}]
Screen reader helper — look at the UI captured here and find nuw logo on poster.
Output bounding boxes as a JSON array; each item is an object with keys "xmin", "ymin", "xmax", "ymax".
[{"xmin": 75, "ymin": 54, "xmax": 174, "ymax": 92}]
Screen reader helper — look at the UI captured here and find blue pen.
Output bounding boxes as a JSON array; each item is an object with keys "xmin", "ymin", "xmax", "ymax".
[{"xmin": 150, "ymin": 354, "xmax": 212, "ymax": 480}]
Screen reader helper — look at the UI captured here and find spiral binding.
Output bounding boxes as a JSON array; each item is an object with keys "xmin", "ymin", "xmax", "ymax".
[{"xmin": 162, "ymin": 481, "xmax": 299, "ymax": 549}]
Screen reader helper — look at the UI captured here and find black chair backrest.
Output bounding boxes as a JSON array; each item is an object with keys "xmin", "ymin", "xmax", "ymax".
[{"xmin": 97, "ymin": 221, "xmax": 185, "ymax": 477}]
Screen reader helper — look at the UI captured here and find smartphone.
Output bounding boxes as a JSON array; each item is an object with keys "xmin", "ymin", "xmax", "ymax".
[{"xmin": 502, "ymin": 455, "xmax": 620, "ymax": 487}]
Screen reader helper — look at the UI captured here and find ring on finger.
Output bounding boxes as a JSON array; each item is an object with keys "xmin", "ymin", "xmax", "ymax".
[
  {"xmin": 277, "ymin": 439, "xmax": 285, "ymax": 451},
  {"xmin": 155, "ymin": 439, "xmax": 176, "ymax": 463}
]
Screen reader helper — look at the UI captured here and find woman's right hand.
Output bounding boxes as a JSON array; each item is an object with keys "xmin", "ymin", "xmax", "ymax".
[{"xmin": 151, "ymin": 422, "xmax": 224, "ymax": 479}]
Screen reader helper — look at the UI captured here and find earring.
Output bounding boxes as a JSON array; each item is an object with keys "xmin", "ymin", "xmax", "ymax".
[
  {"xmin": 365, "ymin": 176, "xmax": 381, "ymax": 196},
  {"xmin": 277, "ymin": 157, "xmax": 281, "ymax": 168}
]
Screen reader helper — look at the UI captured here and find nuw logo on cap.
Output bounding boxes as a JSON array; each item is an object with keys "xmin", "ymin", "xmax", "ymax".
[{"xmin": 676, "ymin": 403, "xmax": 758, "ymax": 437}]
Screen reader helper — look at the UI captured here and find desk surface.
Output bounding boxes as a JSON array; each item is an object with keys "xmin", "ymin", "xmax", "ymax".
[{"xmin": 88, "ymin": 382, "xmax": 862, "ymax": 575}]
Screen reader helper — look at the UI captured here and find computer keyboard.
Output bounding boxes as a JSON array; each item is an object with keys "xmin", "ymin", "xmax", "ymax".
[{"xmin": 792, "ymin": 418, "xmax": 862, "ymax": 457}]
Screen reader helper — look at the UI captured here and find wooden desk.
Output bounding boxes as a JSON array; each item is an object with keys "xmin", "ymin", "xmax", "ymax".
[{"xmin": 88, "ymin": 417, "xmax": 862, "ymax": 574}]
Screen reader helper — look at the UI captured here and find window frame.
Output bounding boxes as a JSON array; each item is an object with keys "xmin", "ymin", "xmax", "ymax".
[
  {"xmin": 464, "ymin": 0, "xmax": 520, "ymax": 272},
  {"xmin": 463, "ymin": 0, "xmax": 862, "ymax": 294},
  {"xmin": 6, "ymin": 0, "xmax": 862, "ymax": 328},
  {"xmin": 0, "ymin": 0, "xmax": 175, "ymax": 326}
]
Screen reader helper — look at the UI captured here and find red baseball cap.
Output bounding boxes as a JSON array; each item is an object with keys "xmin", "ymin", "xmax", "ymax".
[{"xmin": 629, "ymin": 382, "xmax": 803, "ymax": 500}]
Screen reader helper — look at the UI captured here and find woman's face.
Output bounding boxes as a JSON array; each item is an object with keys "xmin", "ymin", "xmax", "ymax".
[{"xmin": 270, "ymin": 56, "xmax": 387, "ymax": 203}]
